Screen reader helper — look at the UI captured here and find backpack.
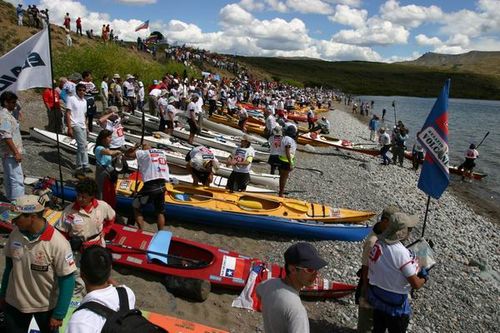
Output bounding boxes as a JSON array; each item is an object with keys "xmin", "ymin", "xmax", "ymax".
[{"xmin": 75, "ymin": 287, "xmax": 168, "ymax": 333}]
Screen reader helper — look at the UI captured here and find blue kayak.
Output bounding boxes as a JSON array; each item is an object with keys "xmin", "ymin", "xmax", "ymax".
[{"xmin": 51, "ymin": 184, "xmax": 371, "ymax": 242}]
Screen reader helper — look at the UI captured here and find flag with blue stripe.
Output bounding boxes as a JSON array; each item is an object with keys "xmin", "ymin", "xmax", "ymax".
[{"xmin": 417, "ymin": 79, "xmax": 450, "ymax": 199}]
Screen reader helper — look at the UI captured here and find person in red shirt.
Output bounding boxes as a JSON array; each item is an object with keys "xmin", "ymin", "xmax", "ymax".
[
  {"xmin": 76, "ymin": 17, "xmax": 82, "ymax": 36},
  {"xmin": 42, "ymin": 86, "xmax": 62, "ymax": 133}
]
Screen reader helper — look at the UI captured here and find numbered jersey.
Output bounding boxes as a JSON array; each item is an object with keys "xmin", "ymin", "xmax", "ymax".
[
  {"xmin": 105, "ymin": 118, "xmax": 125, "ymax": 148},
  {"xmin": 136, "ymin": 149, "xmax": 170, "ymax": 183},
  {"xmin": 231, "ymin": 146, "xmax": 255, "ymax": 174},
  {"xmin": 268, "ymin": 135, "xmax": 282, "ymax": 156}
]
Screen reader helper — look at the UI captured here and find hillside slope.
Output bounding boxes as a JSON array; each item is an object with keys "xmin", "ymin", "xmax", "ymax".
[{"xmin": 237, "ymin": 56, "xmax": 500, "ymax": 100}]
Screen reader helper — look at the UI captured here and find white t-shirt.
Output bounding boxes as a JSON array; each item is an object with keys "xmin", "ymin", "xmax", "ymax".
[
  {"xmin": 158, "ymin": 97, "xmax": 169, "ymax": 120},
  {"xmin": 187, "ymin": 101, "xmax": 198, "ymax": 114},
  {"xmin": 100, "ymin": 81, "xmax": 108, "ymax": 98},
  {"xmin": 227, "ymin": 97, "xmax": 237, "ymax": 109},
  {"xmin": 231, "ymin": 146, "xmax": 255, "ymax": 173},
  {"xmin": 104, "ymin": 118, "xmax": 125, "ymax": 148},
  {"xmin": 136, "ymin": 149, "xmax": 170, "ymax": 182},
  {"xmin": 256, "ymin": 278, "xmax": 309, "ymax": 333},
  {"xmin": 122, "ymin": 80, "xmax": 135, "ymax": 98},
  {"xmin": 368, "ymin": 241, "xmax": 418, "ymax": 294},
  {"xmin": 269, "ymin": 135, "xmax": 282, "ymax": 156},
  {"xmin": 280, "ymin": 136, "xmax": 297, "ymax": 157},
  {"xmin": 265, "ymin": 115, "xmax": 276, "ymax": 132},
  {"xmin": 66, "ymin": 95, "xmax": 87, "ymax": 129},
  {"xmin": 189, "ymin": 146, "xmax": 216, "ymax": 171},
  {"xmin": 465, "ymin": 149, "xmax": 479, "ymax": 159},
  {"xmin": 379, "ymin": 132, "xmax": 391, "ymax": 146},
  {"xmin": 65, "ymin": 285, "xmax": 135, "ymax": 333}
]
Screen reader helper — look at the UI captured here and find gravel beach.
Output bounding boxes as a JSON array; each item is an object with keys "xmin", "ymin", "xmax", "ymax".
[{"xmin": 1, "ymin": 93, "xmax": 499, "ymax": 332}]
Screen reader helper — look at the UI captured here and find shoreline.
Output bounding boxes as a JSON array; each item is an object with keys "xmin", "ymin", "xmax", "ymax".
[{"xmin": 332, "ymin": 101, "xmax": 500, "ymax": 224}]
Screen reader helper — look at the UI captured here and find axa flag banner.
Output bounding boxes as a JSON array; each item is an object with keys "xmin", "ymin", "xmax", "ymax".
[
  {"xmin": 135, "ymin": 20, "xmax": 149, "ymax": 32},
  {"xmin": 417, "ymin": 79, "xmax": 451, "ymax": 199},
  {"xmin": 0, "ymin": 28, "xmax": 51, "ymax": 94}
]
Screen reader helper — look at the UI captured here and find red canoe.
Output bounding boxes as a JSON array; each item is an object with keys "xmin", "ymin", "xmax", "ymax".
[{"xmin": 106, "ymin": 224, "xmax": 356, "ymax": 299}]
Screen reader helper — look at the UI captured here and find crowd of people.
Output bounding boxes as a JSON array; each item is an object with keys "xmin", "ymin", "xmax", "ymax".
[{"xmin": 15, "ymin": 3, "xmax": 49, "ymax": 28}]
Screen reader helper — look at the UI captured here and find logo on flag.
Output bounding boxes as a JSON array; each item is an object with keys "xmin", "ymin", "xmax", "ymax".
[
  {"xmin": 0, "ymin": 28, "xmax": 52, "ymax": 94},
  {"xmin": 135, "ymin": 20, "xmax": 149, "ymax": 32},
  {"xmin": 417, "ymin": 79, "xmax": 451, "ymax": 199}
]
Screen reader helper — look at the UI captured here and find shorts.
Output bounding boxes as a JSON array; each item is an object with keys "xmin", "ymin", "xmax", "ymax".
[
  {"xmin": 192, "ymin": 168, "xmax": 210, "ymax": 184},
  {"xmin": 133, "ymin": 178, "xmax": 166, "ymax": 214},
  {"xmin": 463, "ymin": 158, "xmax": 476, "ymax": 170},
  {"xmin": 278, "ymin": 159, "xmax": 292, "ymax": 171},
  {"xmin": 268, "ymin": 155, "xmax": 281, "ymax": 167},
  {"xmin": 188, "ymin": 119, "xmax": 199, "ymax": 134},
  {"xmin": 226, "ymin": 171, "xmax": 250, "ymax": 192},
  {"xmin": 166, "ymin": 120, "xmax": 174, "ymax": 129}
]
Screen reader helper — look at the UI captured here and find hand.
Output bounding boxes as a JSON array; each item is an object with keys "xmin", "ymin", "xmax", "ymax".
[
  {"xmin": 49, "ymin": 317, "xmax": 63, "ymax": 330},
  {"xmin": 417, "ymin": 268, "xmax": 429, "ymax": 282},
  {"xmin": 14, "ymin": 152, "xmax": 22, "ymax": 163}
]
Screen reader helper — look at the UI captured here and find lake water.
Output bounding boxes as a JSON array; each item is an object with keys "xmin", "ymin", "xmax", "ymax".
[{"xmin": 357, "ymin": 95, "xmax": 500, "ymax": 202}]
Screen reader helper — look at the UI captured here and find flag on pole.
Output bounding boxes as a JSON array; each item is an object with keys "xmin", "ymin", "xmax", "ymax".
[
  {"xmin": 0, "ymin": 28, "xmax": 52, "ymax": 94},
  {"xmin": 135, "ymin": 20, "xmax": 149, "ymax": 32},
  {"xmin": 417, "ymin": 79, "xmax": 451, "ymax": 199}
]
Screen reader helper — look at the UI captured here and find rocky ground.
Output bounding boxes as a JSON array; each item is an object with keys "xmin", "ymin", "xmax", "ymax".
[{"xmin": 1, "ymin": 93, "xmax": 499, "ymax": 332}]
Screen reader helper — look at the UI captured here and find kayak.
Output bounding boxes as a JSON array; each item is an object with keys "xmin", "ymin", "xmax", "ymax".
[
  {"xmin": 208, "ymin": 114, "xmax": 267, "ymax": 138},
  {"xmin": 49, "ymin": 182, "xmax": 373, "ymax": 241},
  {"xmin": 28, "ymin": 128, "xmax": 274, "ymax": 192},
  {"xmin": 203, "ymin": 118, "xmax": 267, "ymax": 145},
  {"xmin": 298, "ymin": 132, "xmax": 380, "ymax": 153}
]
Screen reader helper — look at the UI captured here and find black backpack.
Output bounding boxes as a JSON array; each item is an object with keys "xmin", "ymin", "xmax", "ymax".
[{"xmin": 75, "ymin": 287, "xmax": 168, "ymax": 333}]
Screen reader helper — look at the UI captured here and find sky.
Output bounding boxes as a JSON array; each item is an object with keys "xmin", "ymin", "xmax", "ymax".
[{"xmin": 9, "ymin": 0, "xmax": 500, "ymax": 62}]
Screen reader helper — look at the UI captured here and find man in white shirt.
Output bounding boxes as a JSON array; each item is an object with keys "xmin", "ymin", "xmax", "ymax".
[
  {"xmin": 187, "ymin": 95, "xmax": 200, "ymax": 144},
  {"xmin": 66, "ymin": 83, "xmax": 91, "ymax": 173},
  {"xmin": 66, "ymin": 246, "xmax": 136, "ymax": 333},
  {"xmin": 226, "ymin": 135, "xmax": 255, "ymax": 192},
  {"xmin": 257, "ymin": 242, "xmax": 327, "ymax": 333},
  {"xmin": 122, "ymin": 74, "xmax": 136, "ymax": 114},
  {"xmin": 378, "ymin": 128, "xmax": 392, "ymax": 166},
  {"xmin": 100, "ymin": 75, "xmax": 109, "ymax": 111}
]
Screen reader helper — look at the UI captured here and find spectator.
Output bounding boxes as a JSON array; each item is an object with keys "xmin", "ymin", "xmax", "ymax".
[
  {"xmin": 79, "ymin": 71, "xmax": 98, "ymax": 132},
  {"xmin": 76, "ymin": 17, "xmax": 82, "ymax": 36},
  {"xmin": 16, "ymin": 4, "xmax": 24, "ymax": 26},
  {"xmin": 65, "ymin": 83, "xmax": 90, "ymax": 173},
  {"xmin": 122, "ymin": 74, "xmax": 136, "ymax": 114},
  {"xmin": 369, "ymin": 114, "xmax": 380, "ymax": 142},
  {"xmin": 0, "ymin": 195, "xmax": 76, "ymax": 333},
  {"xmin": 63, "ymin": 12, "xmax": 71, "ymax": 30},
  {"xmin": 42, "ymin": 83, "xmax": 63, "ymax": 133},
  {"xmin": 0, "ymin": 91, "xmax": 25, "ymax": 201},
  {"xmin": 100, "ymin": 74, "xmax": 109, "ymax": 110},
  {"xmin": 65, "ymin": 28, "xmax": 72, "ymax": 47},
  {"xmin": 94, "ymin": 129, "xmax": 122, "ymax": 208}
]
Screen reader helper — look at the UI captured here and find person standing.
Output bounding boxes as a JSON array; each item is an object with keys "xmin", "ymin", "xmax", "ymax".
[
  {"xmin": 185, "ymin": 145, "xmax": 220, "ymax": 186},
  {"xmin": 458, "ymin": 144, "xmax": 479, "ymax": 180},
  {"xmin": 378, "ymin": 127, "xmax": 391, "ymax": 166},
  {"xmin": 382, "ymin": 108, "xmax": 387, "ymax": 121},
  {"xmin": 306, "ymin": 107, "xmax": 315, "ymax": 130},
  {"xmin": 94, "ymin": 130, "xmax": 122, "ymax": 208},
  {"xmin": 42, "ymin": 84, "xmax": 62, "ymax": 133},
  {"xmin": 237, "ymin": 106, "xmax": 248, "ymax": 133},
  {"xmin": 368, "ymin": 212, "xmax": 429, "ymax": 333},
  {"xmin": 126, "ymin": 143, "xmax": 170, "ymax": 230},
  {"xmin": 0, "ymin": 195, "xmax": 76, "ymax": 333},
  {"xmin": 66, "ymin": 83, "xmax": 91, "ymax": 173},
  {"xmin": 99, "ymin": 106, "xmax": 125, "ymax": 150},
  {"xmin": 268, "ymin": 126, "xmax": 282, "ymax": 175},
  {"xmin": 79, "ymin": 71, "xmax": 98, "ymax": 132},
  {"xmin": 100, "ymin": 75, "xmax": 109, "ymax": 110},
  {"xmin": 76, "ymin": 17, "xmax": 82, "ymax": 36},
  {"xmin": 278, "ymin": 126, "xmax": 297, "ymax": 197},
  {"xmin": 369, "ymin": 115, "xmax": 380, "ymax": 142},
  {"xmin": 16, "ymin": 4, "xmax": 24, "ymax": 26},
  {"xmin": 263, "ymin": 107, "xmax": 276, "ymax": 139},
  {"xmin": 0, "ymin": 91, "xmax": 25, "ymax": 201},
  {"xmin": 123, "ymin": 74, "xmax": 136, "ymax": 114},
  {"xmin": 207, "ymin": 84, "xmax": 217, "ymax": 117},
  {"xmin": 63, "ymin": 12, "xmax": 71, "ymax": 30},
  {"xmin": 257, "ymin": 242, "xmax": 328, "ymax": 333},
  {"xmin": 357, "ymin": 206, "xmax": 399, "ymax": 333},
  {"xmin": 226, "ymin": 135, "xmax": 255, "ymax": 192},
  {"xmin": 136, "ymin": 75, "xmax": 145, "ymax": 113},
  {"xmin": 393, "ymin": 127, "xmax": 409, "ymax": 167},
  {"xmin": 57, "ymin": 178, "xmax": 116, "ymax": 297},
  {"xmin": 187, "ymin": 95, "xmax": 200, "ymax": 144}
]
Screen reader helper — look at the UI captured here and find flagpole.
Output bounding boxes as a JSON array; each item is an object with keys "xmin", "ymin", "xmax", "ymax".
[
  {"xmin": 392, "ymin": 100, "xmax": 397, "ymax": 125},
  {"xmin": 46, "ymin": 21, "xmax": 65, "ymax": 204},
  {"xmin": 421, "ymin": 195, "xmax": 431, "ymax": 237}
]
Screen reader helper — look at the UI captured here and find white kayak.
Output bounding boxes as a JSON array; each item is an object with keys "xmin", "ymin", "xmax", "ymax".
[
  {"xmin": 30, "ymin": 128, "xmax": 278, "ymax": 191},
  {"xmin": 202, "ymin": 118, "xmax": 267, "ymax": 145}
]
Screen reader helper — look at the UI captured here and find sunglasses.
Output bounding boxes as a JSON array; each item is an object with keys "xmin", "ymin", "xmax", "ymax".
[{"xmin": 295, "ymin": 266, "xmax": 318, "ymax": 274}]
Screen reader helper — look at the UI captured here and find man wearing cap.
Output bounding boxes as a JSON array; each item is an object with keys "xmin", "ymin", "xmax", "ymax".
[
  {"xmin": 367, "ymin": 212, "xmax": 429, "ymax": 333},
  {"xmin": 357, "ymin": 206, "xmax": 399, "ymax": 333},
  {"xmin": 57, "ymin": 178, "xmax": 116, "ymax": 296},
  {"xmin": 0, "ymin": 195, "xmax": 76, "ymax": 332},
  {"xmin": 226, "ymin": 135, "xmax": 255, "ymax": 192},
  {"xmin": 185, "ymin": 145, "xmax": 219, "ymax": 186},
  {"xmin": 268, "ymin": 125, "xmax": 282, "ymax": 174},
  {"xmin": 257, "ymin": 242, "xmax": 327, "ymax": 333}
]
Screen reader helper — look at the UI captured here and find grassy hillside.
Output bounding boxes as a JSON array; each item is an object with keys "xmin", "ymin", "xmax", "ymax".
[
  {"xmin": 237, "ymin": 56, "xmax": 500, "ymax": 100},
  {"xmin": 0, "ymin": 0, "xmax": 197, "ymax": 87}
]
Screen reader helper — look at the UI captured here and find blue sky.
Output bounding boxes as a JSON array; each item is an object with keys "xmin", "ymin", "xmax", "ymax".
[{"xmin": 11, "ymin": 0, "xmax": 500, "ymax": 62}]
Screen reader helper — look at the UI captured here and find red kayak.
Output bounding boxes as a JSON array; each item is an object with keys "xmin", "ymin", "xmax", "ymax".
[
  {"xmin": 287, "ymin": 113, "xmax": 318, "ymax": 123},
  {"xmin": 106, "ymin": 224, "xmax": 356, "ymax": 299}
]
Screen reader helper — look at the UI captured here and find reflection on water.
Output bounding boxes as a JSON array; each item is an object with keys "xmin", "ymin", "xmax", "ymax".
[{"xmin": 357, "ymin": 95, "xmax": 500, "ymax": 200}]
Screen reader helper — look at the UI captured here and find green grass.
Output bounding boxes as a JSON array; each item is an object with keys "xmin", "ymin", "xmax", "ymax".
[
  {"xmin": 52, "ymin": 43, "xmax": 198, "ymax": 84},
  {"xmin": 237, "ymin": 57, "xmax": 500, "ymax": 100}
]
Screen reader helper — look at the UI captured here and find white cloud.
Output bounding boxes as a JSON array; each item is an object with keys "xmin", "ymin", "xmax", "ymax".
[
  {"xmin": 440, "ymin": 8, "xmax": 500, "ymax": 39},
  {"xmin": 219, "ymin": 4, "xmax": 254, "ymax": 26},
  {"xmin": 332, "ymin": 17, "xmax": 409, "ymax": 45},
  {"xmin": 328, "ymin": 4, "xmax": 367, "ymax": 29},
  {"xmin": 238, "ymin": 0, "xmax": 265, "ymax": 11},
  {"xmin": 286, "ymin": 0, "xmax": 334, "ymax": 14},
  {"xmin": 386, "ymin": 51, "xmax": 420, "ymax": 63},
  {"xmin": 380, "ymin": 0, "xmax": 443, "ymax": 28},
  {"xmin": 114, "ymin": 0, "xmax": 157, "ymax": 4},
  {"xmin": 316, "ymin": 40, "xmax": 382, "ymax": 61},
  {"xmin": 323, "ymin": 0, "xmax": 362, "ymax": 7},
  {"xmin": 415, "ymin": 34, "xmax": 442, "ymax": 47},
  {"xmin": 265, "ymin": 0, "xmax": 288, "ymax": 13},
  {"xmin": 249, "ymin": 18, "xmax": 311, "ymax": 50}
]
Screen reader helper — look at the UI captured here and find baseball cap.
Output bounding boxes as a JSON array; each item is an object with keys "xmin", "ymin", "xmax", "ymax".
[
  {"xmin": 380, "ymin": 212, "xmax": 419, "ymax": 244},
  {"xmin": 284, "ymin": 242, "xmax": 327, "ymax": 270},
  {"xmin": 9, "ymin": 195, "xmax": 46, "ymax": 219}
]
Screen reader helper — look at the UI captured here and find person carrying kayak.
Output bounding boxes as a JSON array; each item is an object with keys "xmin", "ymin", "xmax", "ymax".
[{"xmin": 458, "ymin": 144, "xmax": 479, "ymax": 180}]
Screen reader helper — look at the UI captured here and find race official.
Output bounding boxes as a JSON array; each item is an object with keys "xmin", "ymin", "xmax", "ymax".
[
  {"xmin": 0, "ymin": 195, "xmax": 76, "ymax": 333},
  {"xmin": 226, "ymin": 135, "xmax": 255, "ymax": 192}
]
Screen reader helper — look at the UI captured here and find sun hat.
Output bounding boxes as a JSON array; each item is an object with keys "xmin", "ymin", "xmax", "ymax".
[
  {"xmin": 380, "ymin": 212, "xmax": 419, "ymax": 244},
  {"xmin": 284, "ymin": 242, "xmax": 327, "ymax": 270},
  {"xmin": 272, "ymin": 126, "xmax": 282, "ymax": 136},
  {"xmin": 113, "ymin": 73, "xmax": 120, "ymax": 79},
  {"xmin": 126, "ymin": 74, "xmax": 134, "ymax": 80},
  {"xmin": 168, "ymin": 96, "xmax": 176, "ymax": 103},
  {"xmin": 9, "ymin": 195, "xmax": 46, "ymax": 219}
]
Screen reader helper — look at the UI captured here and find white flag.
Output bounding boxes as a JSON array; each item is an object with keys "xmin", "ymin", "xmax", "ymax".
[{"xmin": 0, "ymin": 28, "xmax": 52, "ymax": 94}]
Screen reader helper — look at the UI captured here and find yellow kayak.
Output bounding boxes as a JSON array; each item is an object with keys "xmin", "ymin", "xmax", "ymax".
[{"xmin": 116, "ymin": 180, "xmax": 375, "ymax": 224}]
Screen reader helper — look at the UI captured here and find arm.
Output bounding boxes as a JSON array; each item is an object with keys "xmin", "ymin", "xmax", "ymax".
[
  {"xmin": 285, "ymin": 145, "xmax": 293, "ymax": 165},
  {"xmin": 100, "ymin": 147, "xmax": 122, "ymax": 157},
  {"xmin": 0, "ymin": 257, "xmax": 13, "ymax": 299},
  {"xmin": 407, "ymin": 274, "xmax": 426, "ymax": 290},
  {"xmin": 98, "ymin": 112, "xmax": 114, "ymax": 126},
  {"xmin": 50, "ymin": 273, "xmax": 75, "ymax": 328},
  {"xmin": 65, "ymin": 109, "xmax": 73, "ymax": 137},
  {"xmin": 4, "ymin": 138, "xmax": 22, "ymax": 162}
]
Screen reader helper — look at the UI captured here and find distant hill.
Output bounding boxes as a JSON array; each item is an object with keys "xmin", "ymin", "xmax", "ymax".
[
  {"xmin": 237, "ymin": 56, "xmax": 500, "ymax": 100},
  {"xmin": 398, "ymin": 51, "xmax": 500, "ymax": 78}
]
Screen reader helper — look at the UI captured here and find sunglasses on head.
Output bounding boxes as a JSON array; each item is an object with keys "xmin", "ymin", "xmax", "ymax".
[{"xmin": 295, "ymin": 266, "xmax": 318, "ymax": 274}]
